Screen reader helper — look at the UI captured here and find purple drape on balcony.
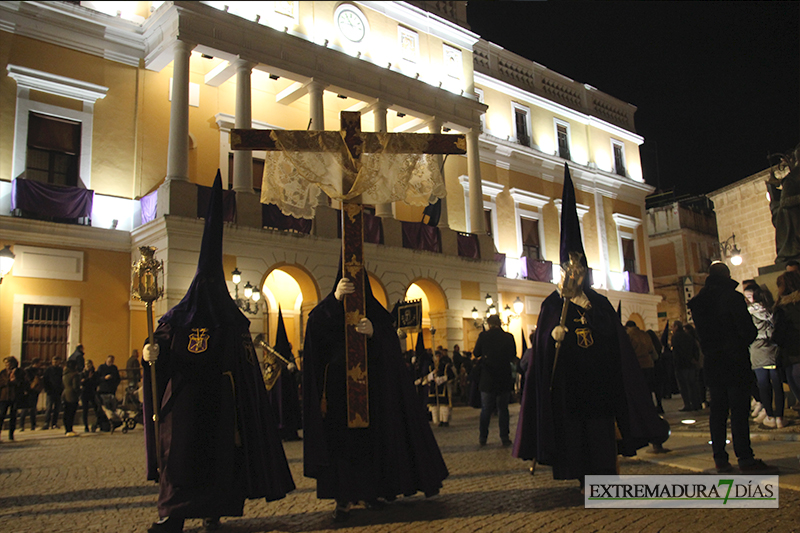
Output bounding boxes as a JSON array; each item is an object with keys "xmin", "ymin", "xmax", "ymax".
[
  {"xmin": 140, "ymin": 190, "xmax": 158, "ymax": 224},
  {"xmin": 457, "ymin": 233, "xmax": 480, "ymax": 259},
  {"xmin": 402, "ymin": 221, "xmax": 441, "ymax": 252},
  {"xmin": 262, "ymin": 203, "xmax": 312, "ymax": 234},
  {"xmin": 495, "ymin": 253, "xmax": 506, "ymax": 277},
  {"xmin": 197, "ymin": 185, "xmax": 236, "ymax": 222},
  {"xmin": 628, "ymin": 272, "xmax": 650, "ymax": 294},
  {"xmin": 525, "ymin": 257, "xmax": 553, "ymax": 283},
  {"xmin": 11, "ymin": 178, "xmax": 94, "ymax": 219}
]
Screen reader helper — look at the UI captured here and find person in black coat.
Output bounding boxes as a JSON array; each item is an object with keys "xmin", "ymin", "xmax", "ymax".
[
  {"xmin": 687, "ymin": 261, "xmax": 775, "ymax": 473},
  {"xmin": 473, "ymin": 314, "xmax": 517, "ymax": 446}
]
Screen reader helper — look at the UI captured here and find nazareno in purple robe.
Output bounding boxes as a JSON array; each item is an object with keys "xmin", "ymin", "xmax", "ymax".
[
  {"xmin": 142, "ymin": 172, "xmax": 295, "ymax": 520},
  {"xmin": 302, "ymin": 267, "xmax": 448, "ymax": 502},
  {"xmin": 512, "ymin": 288, "xmax": 670, "ymax": 477}
]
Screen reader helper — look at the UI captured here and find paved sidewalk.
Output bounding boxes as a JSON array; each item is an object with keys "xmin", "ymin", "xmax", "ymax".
[{"xmin": 1, "ymin": 403, "xmax": 799, "ymax": 533}]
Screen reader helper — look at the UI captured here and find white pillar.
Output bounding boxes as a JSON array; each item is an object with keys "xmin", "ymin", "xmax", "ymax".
[
  {"xmin": 166, "ymin": 40, "xmax": 193, "ymax": 181},
  {"xmin": 467, "ymin": 128, "xmax": 485, "ymax": 234},
  {"xmin": 374, "ymin": 101, "xmax": 393, "ymax": 219},
  {"xmin": 233, "ymin": 59, "xmax": 255, "ymax": 193}
]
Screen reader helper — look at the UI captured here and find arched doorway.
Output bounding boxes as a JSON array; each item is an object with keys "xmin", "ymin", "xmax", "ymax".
[
  {"xmin": 260, "ymin": 264, "xmax": 320, "ymax": 362},
  {"xmin": 404, "ymin": 278, "xmax": 448, "ymax": 352}
]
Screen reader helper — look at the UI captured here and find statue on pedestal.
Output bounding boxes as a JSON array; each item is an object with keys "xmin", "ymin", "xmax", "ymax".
[{"xmin": 768, "ymin": 144, "xmax": 800, "ymax": 264}]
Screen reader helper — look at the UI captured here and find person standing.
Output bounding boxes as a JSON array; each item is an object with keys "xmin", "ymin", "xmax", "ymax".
[
  {"xmin": 17, "ymin": 358, "xmax": 42, "ymax": 431},
  {"xmin": 127, "ymin": 349, "xmax": 141, "ymax": 388},
  {"xmin": 96, "ymin": 355, "xmax": 122, "ymax": 431},
  {"xmin": 687, "ymin": 261, "xmax": 775, "ymax": 473},
  {"xmin": 142, "ymin": 173, "xmax": 294, "ymax": 533},
  {"xmin": 514, "ymin": 164, "xmax": 669, "ymax": 491},
  {"xmin": 625, "ymin": 321, "xmax": 657, "ymax": 406},
  {"xmin": 425, "ymin": 349, "xmax": 456, "ymax": 427},
  {"xmin": 646, "ymin": 328, "xmax": 666, "ymax": 414},
  {"xmin": 473, "ymin": 314, "xmax": 517, "ymax": 447},
  {"xmin": 303, "ymin": 266, "xmax": 448, "ymax": 522},
  {"xmin": 68, "ymin": 344, "xmax": 85, "ymax": 372},
  {"xmin": 61, "ymin": 360, "xmax": 80, "ymax": 437},
  {"xmin": 744, "ymin": 284, "xmax": 784, "ymax": 428},
  {"xmin": 671, "ymin": 321, "xmax": 702, "ymax": 412},
  {"xmin": 80, "ymin": 360, "xmax": 100, "ymax": 432},
  {"xmin": 0, "ymin": 357, "xmax": 26, "ymax": 442},
  {"xmin": 43, "ymin": 357, "xmax": 64, "ymax": 430},
  {"xmin": 771, "ymin": 271, "xmax": 800, "ymax": 422}
]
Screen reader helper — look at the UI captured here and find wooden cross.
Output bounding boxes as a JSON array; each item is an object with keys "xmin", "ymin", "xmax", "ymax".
[{"xmin": 231, "ymin": 111, "xmax": 465, "ymax": 428}]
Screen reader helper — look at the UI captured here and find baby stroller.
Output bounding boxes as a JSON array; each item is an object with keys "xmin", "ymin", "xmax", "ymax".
[{"xmin": 119, "ymin": 384, "xmax": 143, "ymax": 433}]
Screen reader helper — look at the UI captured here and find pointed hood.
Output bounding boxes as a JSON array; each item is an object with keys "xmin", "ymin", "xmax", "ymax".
[
  {"xmin": 415, "ymin": 328, "xmax": 426, "ymax": 359},
  {"xmin": 274, "ymin": 306, "xmax": 293, "ymax": 361},
  {"xmin": 559, "ymin": 163, "xmax": 586, "ymax": 267},
  {"xmin": 617, "ymin": 301, "xmax": 622, "ymax": 320},
  {"xmin": 159, "ymin": 171, "xmax": 248, "ymax": 329},
  {"xmin": 660, "ymin": 320, "xmax": 670, "ymax": 349},
  {"xmin": 521, "ymin": 331, "xmax": 528, "ymax": 354}
]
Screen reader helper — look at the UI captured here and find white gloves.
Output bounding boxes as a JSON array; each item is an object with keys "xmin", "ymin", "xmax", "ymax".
[
  {"xmin": 143, "ymin": 343, "xmax": 159, "ymax": 362},
  {"xmin": 356, "ymin": 317, "xmax": 373, "ymax": 338},
  {"xmin": 411, "ymin": 356, "xmax": 417, "ymax": 365},
  {"xmin": 287, "ymin": 362, "xmax": 297, "ymax": 372},
  {"xmin": 427, "ymin": 371, "xmax": 436, "ymax": 382},
  {"xmin": 434, "ymin": 375, "xmax": 448, "ymax": 386},
  {"xmin": 414, "ymin": 378, "xmax": 422, "ymax": 386},
  {"xmin": 570, "ymin": 293, "xmax": 590, "ymax": 309},
  {"xmin": 551, "ymin": 325, "xmax": 568, "ymax": 342},
  {"xmin": 335, "ymin": 278, "xmax": 355, "ymax": 301}
]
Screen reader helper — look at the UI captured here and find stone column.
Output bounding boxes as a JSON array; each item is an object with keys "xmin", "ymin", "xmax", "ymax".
[
  {"xmin": 233, "ymin": 59, "xmax": 255, "ymax": 193},
  {"xmin": 307, "ymin": 79, "xmax": 325, "ymax": 132},
  {"xmin": 466, "ymin": 128, "xmax": 485, "ymax": 234},
  {"xmin": 429, "ymin": 117, "xmax": 449, "ymax": 229},
  {"xmin": 166, "ymin": 40, "xmax": 193, "ymax": 181},
  {"xmin": 374, "ymin": 101, "xmax": 393, "ymax": 219}
]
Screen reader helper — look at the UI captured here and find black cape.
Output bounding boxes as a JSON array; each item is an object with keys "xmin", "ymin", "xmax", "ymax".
[
  {"xmin": 302, "ymin": 269, "xmax": 448, "ymax": 501},
  {"xmin": 268, "ymin": 307, "xmax": 302, "ymax": 440},
  {"xmin": 142, "ymin": 172, "xmax": 294, "ymax": 519},
  {"xmin": 513, "ymin": 289, "xmax": 669, "ymax": 474}
]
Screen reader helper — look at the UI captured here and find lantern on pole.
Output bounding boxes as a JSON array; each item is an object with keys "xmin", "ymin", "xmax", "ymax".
[{"xmin": 131, "ymin": 245, "xmax": 164, "ymax": 474}]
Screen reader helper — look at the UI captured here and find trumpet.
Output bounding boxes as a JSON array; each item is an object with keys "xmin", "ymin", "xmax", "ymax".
[{"xmin": 253, "ymin": 333, "xmax": 292, "ymax": 391}]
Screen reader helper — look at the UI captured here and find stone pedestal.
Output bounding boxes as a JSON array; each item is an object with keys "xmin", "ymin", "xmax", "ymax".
[
  {"xmin": 156, "ymin": 179, "xmax": 196, "ymax": 219},
  {"xmin": 236, "ymin": 191, "xmax": 262, "ymax": 228}
]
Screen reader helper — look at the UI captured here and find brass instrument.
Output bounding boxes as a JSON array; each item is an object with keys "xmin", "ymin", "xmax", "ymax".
[{"xmin": 253, "ymin": 333, "xmax": 292, "ymax": 391}]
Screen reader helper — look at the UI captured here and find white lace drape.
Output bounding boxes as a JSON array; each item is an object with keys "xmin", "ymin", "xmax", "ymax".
[{"xmin": 260, "ymin": 131, "xmax": 445, "ymax": 219}]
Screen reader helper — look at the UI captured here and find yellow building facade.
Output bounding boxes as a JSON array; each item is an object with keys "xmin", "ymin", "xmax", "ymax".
[{"xmin": 0, "ymin": 1, "xmax": 659, "ymax": 369}]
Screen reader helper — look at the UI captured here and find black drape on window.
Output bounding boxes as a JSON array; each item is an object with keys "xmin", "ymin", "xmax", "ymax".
[{"xmin": 28, "ymin": 112, "xmax": 81, "ymax": 154}]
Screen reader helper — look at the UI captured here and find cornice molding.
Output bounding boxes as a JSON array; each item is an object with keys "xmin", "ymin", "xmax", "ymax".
[
  {"xmin": 508, "ymin": 188, "xmax": 549, "ymax": 209},
  {"xmin": 7, "ymin": 64, "xmax": 108, "ymax": 103}
]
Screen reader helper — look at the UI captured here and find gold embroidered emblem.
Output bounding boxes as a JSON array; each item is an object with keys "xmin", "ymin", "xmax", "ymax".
[
  {"xmin": 188, "ymin": 328, "xmax": 210, "ymax": 353},
  {"xmin": 242, "ymin": 334, "xmax": 257, "ymax": 366},
  {"xmin": 575, "ymin": 328, "xmax": 594, "ymax": 349}
]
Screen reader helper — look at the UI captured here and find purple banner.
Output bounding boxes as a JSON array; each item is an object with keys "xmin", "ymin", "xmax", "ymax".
[
  {"xmin": 140, "ymin": 190, "xmax": 158, "ymax": 224},
  {"xmin": 525, "ymin": 257, "xmax": 553, "ymax": 283},
  {"xmin": 628, "ymin": 272, "xmax": 650, "ymax": 294},
  {"xmin": 457, "ymin": 232, "xmax": 480, "ymax": 259},
  {"xmin": 197, "ymin": 185, "xmax": 236, "ymax": 223},
  {"xmin": 495, "ymin": 253, "xmax": 506, "ymax": 277},
  {"xmin": 262, "ymin": 204, "xmax": 312, "ymax": 234},
  {"xmin": 402, "ymin": 221, "xmax": 441, "ymax": 253},
  {"xmin": 11, "ymin": 178, "xmax": 93, "ymax": 219}
]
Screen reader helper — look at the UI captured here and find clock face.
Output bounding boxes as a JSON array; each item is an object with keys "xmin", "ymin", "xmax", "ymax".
[{"xmin": 337, "ymin": 7, "xmax": 366, "ymax": 42}]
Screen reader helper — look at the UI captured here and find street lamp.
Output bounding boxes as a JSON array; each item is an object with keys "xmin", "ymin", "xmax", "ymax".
[
  {"xmin": 473, "ymin": 295, "xmax": 523, "ymax": 328},
  {"xmin": 231, "ymin": 267, "xmax": 260, "ymax": 315},
  {"xmin": 719, "ymin": 234, "xmax": 742, "ymax": 266},
  {"xmin": 0, "ymin": 245, "xmax": 15, "ymax": 284}
]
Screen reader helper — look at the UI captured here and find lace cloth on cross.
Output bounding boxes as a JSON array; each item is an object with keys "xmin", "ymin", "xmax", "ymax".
[{"xmin": 260, "ymin": 130, "xmax": 445, "ymax": 219}]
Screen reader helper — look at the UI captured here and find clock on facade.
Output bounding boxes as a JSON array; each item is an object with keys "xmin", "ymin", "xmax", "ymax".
[{"xmin": 335, "ymin": 4, "xmax": 368, "ymax": 43}]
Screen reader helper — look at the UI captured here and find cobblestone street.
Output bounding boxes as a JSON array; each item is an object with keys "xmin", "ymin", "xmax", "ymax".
[{"xmin": 2, "ymin": 404, "xmax": 799, "ymax": 533}]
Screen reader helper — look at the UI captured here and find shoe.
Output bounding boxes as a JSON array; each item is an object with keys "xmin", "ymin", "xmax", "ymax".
[
  {"xmin": 441, "ymin": 421, "xmax": 449, "ymax": 427},
  {"xmin": 751, "ymin": 401, "xmax": 763, "ymax": 417},
  {"xmin": 739, "ymin": 459, "xmax": 779, "ymax": 473},
  {"xmin": 716, "ymin": 462, "xmax": 734, "ymax": 473},
  {"xmin": 18, "ymin": 427, "xmax": 24, "ymax": 432},
  {"xmin": 65, "ymin": 432, "xmax": 77, "ymax": 437},
  {"xmin": 202, "ymin": 517, "xmax": 221, "ymax": 531},
  {"xmin": 438, "ymin": 421, "xmax": 444, "ymax": 427},
  {"xmin": 501, "ymin": 439, "xmax": 512, "ymax": 447},
  {"xmin": 776, "ymin": 417, "xmax": 790, "ymax": 429},
  {"xmin": 111, "ymin": 420, "xmax": 123, "ymax": 433},
  {"xmin": 754, "ymin": 410, "xmax": 768, "ymax": 424},
  {"xmin": 761, "ymin": 416, "xmax": 777, "ymax": 429},
  {"xmin": 148, "ymin": 517, "xmax": 184, "ymax": 533},
  {"xmin": 648, "ymin": 444, "xmax": 671, "ymax": 454}
]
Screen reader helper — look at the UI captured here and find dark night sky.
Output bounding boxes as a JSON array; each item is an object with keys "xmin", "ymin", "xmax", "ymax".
[{"xmin": 466, "ymin": 1, "xmax": 800, "ymax": 196}]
